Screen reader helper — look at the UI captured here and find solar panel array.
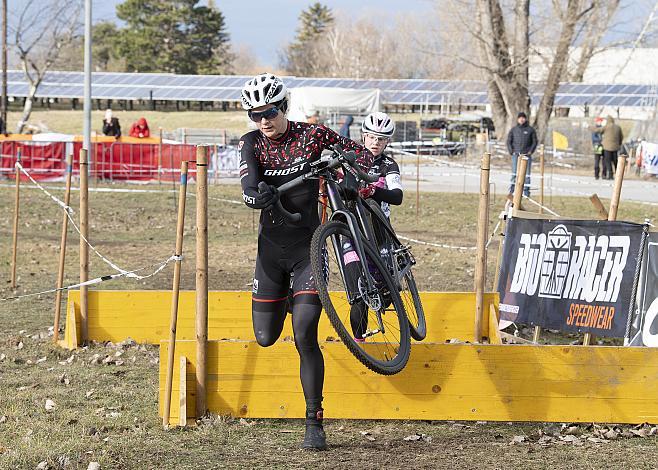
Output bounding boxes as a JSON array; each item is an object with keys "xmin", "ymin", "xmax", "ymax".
[{"xmin": 6, "ymin": 70, "xmax": 658, "ymax": 108}]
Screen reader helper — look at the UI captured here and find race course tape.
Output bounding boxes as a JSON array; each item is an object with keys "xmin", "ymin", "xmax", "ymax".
[{"xmin": 1, "ymin": 255, "xmax": 182, "ymax": 302}]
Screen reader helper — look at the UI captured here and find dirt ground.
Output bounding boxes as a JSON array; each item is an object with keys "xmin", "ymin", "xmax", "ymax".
[{"xmin": 1, "ymin": 181, "xmax": 657, "ymax": 469}]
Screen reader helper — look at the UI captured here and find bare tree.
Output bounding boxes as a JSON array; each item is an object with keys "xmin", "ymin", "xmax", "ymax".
[{"xmin": 11, "ymin": 0, "xmax": 82, "ymax": 133}]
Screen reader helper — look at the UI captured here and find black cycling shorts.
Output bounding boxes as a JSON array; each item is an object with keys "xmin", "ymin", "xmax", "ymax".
[{"xmin": 252, "ymin": 228, "xmax": 319, "ymax": 304}]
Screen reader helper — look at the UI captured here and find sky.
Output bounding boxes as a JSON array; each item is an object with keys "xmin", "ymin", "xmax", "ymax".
[{"xmin": 93, "ymin": 0, "xmax": 436, "ymax": 68}]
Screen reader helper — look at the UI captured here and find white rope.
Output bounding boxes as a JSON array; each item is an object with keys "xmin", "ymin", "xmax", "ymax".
[
  {"xmin": 398, "ymin": 234, "xmax": 477, "ymax": 251},
  {"xmin": 1, "ymin": 255, "xmax": 182, "ymax": 302},
  {"xmin": 485, "ymin": 219, "xmax": 502, "ymax": 249},
  {"xmin": 15, "ymin": 164, "xmax": 181, "ymax": 281},
  {"xmin": 16, "ymin": 162, "xmax": 74, "ymax": 214},
  {"xmin": 521, "ymin": 195, "xmax": 562, "ymax": 217}
]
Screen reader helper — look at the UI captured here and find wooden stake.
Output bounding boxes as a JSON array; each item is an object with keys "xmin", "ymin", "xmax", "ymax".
[
  {"xmin": 163, "ymin": 160, "xmax": 188, "ymax": 427},
  {"xmin": 79, "ymin": 148, "xmax": 89, "ymax": 341},
  {"xmin": 158, "ymin": 127, "xmax": 163, "ymax": 185},
  {"xmin": 195, "ymin": 146, "xmax": 209, "ymax": 418},
  {"xmin": 10, "ymin": 149, "xmax": 21, "ymax": 289},
  {"xmin": 584, "ymin": 154, "xmax": 627, "ymax": 346},
  {"xmin": 607, "ymin": 154, "xmax": 627, "ymax": 221},
  {"xmin": 53, "ymin": 153, "xmax": 73, "ymax": 342},
  {"xmin": 493, "ymin": 162, "xmax": 527, "ymax": 290},
  {"xmin": 589, "ymin": 194, "xmax": 608, "ymax": 220},
  {"xmin": 539, "ymin": 144, "xmax": 545, "ymax": 214},
  {"xmin": 474, "ymin": 153, "xmax": 491, "ymax": 342},
  {"xmin": 512, "ymin": 155, "xmax": 528, "ymax": 211},
  {"xmin": 416, "ymin": 144, "xmax": 420, "ymax": 223}
]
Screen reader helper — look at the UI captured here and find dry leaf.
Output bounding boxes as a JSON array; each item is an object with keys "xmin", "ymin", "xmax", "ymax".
[
  {"xmin": 45, "ymin": 399, "xmax": 56, "ymax": 412},
  {"xmin": 0, "ymin": 353, "xmax": 6, "ymax": 361},
  {"xmin": 16, "ymin": 341, "xmax": 24, "ymax": 350},
  {"xmin": 630, "ymin": 428, "xmax": 649, "ymax": 438},
  {"xmin": 85, "ymin": 390, "xmax": 95, "ymax": 399},
  {"xmin": 36, "ymin": 461, "xmax": 49, "ymax": 470},
  {"xmin": 36, "ymin": 357, "xmax": 47, "ymax": 364},
  {"xmin": 360, "ymin": 430, "xmax": 375, "ymax": 441},
  {"xmin": 87, "ymin": 463, "xmax": 101, "ymax": 470},
  {"xmin": 603, "ymin": 429, "xmax": 619, "ymax": 440},
  {"xmin": 0, "ymin": 416, "xmax": 6, "ymax": 424},
  {"xmin": 538, "ymin": 435, "xmax": 553, "ymax": 446},
  {"xmin": 404, "ymin": 434, "xmax": 422, "ymax": 441},
  {"xmin": 559, "ymin": 435, "xmax": 582, "ymax": 445},
  {"xmin": 239, "ymin": 418, "xmax": 255, "ymax": 426},
  {"xmin": 587, "ymin": 437, "xmax": 608, "ymax": 444},
  {"xmin": 510, "ymin": 435, "xmax": 526, "ymax": 445}
]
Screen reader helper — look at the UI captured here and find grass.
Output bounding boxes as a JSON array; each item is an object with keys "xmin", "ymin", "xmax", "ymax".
[{"xmin": 0, "ymin": 180, "xmax": 657, "ymax": 468}]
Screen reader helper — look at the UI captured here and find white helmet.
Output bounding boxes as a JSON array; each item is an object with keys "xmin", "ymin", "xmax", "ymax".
[
  {"xmin": 362, "ymin": 112, "xmax": 395, "ymax": 138},
  {"xmin": 241, "ymin": 73, "xmax": 288, "ymax": 110}
]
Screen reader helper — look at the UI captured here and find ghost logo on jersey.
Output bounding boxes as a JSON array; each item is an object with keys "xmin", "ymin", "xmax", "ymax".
[{"xmin": 263, "ymin": 162, "xmax": 306, "ymax": 176}]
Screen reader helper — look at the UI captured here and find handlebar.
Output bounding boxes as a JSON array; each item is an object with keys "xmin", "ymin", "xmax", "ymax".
[
  {"xmin": 261, "ymin": 145, "xmax": 378, "ymax": 223},
  {"xmin": 332, "ymin": 145, "xmax": 380, "ymax": 183}
]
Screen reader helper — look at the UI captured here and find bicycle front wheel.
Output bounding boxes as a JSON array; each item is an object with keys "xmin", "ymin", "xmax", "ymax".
[{"xmin": 310, "ymin": 220, "xmax": 411, "ymax": 375}]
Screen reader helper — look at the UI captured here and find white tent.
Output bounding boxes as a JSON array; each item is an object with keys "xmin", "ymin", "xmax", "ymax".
[{"xmin": 287, "ymin": 86, "xmax": 381, "ymax": 122}]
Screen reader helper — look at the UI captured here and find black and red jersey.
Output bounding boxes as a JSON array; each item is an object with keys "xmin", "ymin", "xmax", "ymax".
[{"xmin": 240, "ymin": 121, "xmax": 373, "ymax": 229}]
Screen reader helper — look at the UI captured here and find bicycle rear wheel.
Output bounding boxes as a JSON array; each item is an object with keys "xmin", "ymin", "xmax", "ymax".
[
  {"xmin": 367, "ymin": 199, "xmax": 426, "ymax": 341},
  {"xmin": 310, "ymin": 220, "xmax": 411, "ymax": 375}
]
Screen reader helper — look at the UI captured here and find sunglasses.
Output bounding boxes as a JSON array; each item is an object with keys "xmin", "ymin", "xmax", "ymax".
[{"xmin": 248, "ymin": 105, "xmax": 280, "ymax": 122}]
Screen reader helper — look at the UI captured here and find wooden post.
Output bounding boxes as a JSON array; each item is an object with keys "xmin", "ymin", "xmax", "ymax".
[
  {"xmin": 158, "ymin": 127, "xmax": 163, "ymax": 185},
  {"xmin": 607, "ymin": 154, "xmax": 627, "ymax": 221},
  {"xmin": 494, "ymin": 156, "xmax": 525, "ymax": 291},
  {"xmin": 53, "ymin": 153, "xmax": 73, "ymax": 342},
  {"xmin": 539, "ymin": 144, "xmax": 545, "ymax": 214},
  {"xmin": 474, "ymin": 153, "xmax": 491, "ymax": 342},
  {"xmin": 163, "ymin": 160, "xmax": 188, "ymax": 427},
  {"xmin": 589, "ymin": 194, "xmax": 608, "ymax": 220},
  {"xmin": 584, "ymin": 154, "xmax": 627, "ymax": 346},
  {"xmin": 416, "ymin": 144, "xmax": 420, "ymax": 222},
  {"xmin": 512, "ymin": 155, "xmax": 528, "ymax": 211},
  {"xmin": 79, "ymin": 148, "xmax": 89, "ymax": 341},
  {"xmin": 195, "ymin": 146, "xmax": 209, "ymax": 418},
  {"xmin": 10, "ymin": 149, "xmax": 21, "ymax": 289}
]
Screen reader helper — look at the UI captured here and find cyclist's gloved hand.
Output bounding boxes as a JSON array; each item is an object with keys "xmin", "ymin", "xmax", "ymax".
[
  {"xmin": 342, "ymin": 150, "xmax": 358, "ymax": 165},
  {"xmin": 255, "ymin": 183, "xmax": 279, "ymax": 210},
  {"xmin": 359, "ymin": 184, "xmax": 377, "ymax": 199}
]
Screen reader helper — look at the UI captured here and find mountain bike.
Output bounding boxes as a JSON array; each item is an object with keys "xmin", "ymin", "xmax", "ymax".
[{"xmin": 262, "ymin": 145, "xmax": 425, "ymax": 375}]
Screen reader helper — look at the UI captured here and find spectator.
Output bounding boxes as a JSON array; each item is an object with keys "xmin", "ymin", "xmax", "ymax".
[
  {"xmin": 506, "ymin": 111, "xmax": 537, "ymax": 200},
  {"xmin": 595, "ymin": 115, "xmax": 623, "ymax": 180},
  {"xmin": 591, "ymin": 117, "xmax": 604, "ymax": 179},
  {"xmin": 339, "ymin": 115, "xmax": 354, "ymax": 138},
  {"xmin": 129, "ymin": 117, "xmax": 150, "ymax": 138},
  {"xmin": 102, "ymin": 109, "xmax": 121, "ymax": 138}
]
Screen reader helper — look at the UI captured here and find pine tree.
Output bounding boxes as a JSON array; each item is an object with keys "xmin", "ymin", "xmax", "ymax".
[
  {"xmin": 281, "ymin": 2, "xmax": 334, "ymax": 76},
  {"xmin": 114, "ymin": 0, "xmax": 232, "ymax": 74}
]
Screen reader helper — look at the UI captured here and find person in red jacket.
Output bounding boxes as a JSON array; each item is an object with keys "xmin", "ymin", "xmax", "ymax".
[{"xmin": 129, "ymin": 117, "xmax": 150, "ymax": 138}]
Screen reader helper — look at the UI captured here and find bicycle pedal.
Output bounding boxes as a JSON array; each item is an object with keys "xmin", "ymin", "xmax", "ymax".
[{"xmin": 362, "ymin": 329, "xmax": 380, "ymax": 338}]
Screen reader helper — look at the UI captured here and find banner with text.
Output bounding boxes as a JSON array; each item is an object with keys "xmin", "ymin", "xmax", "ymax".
[{"xmin": 498, "ymin": 218, "xmax": 644, "ymax": 337}]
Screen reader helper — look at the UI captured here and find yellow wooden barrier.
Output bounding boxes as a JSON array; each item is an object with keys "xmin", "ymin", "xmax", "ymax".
[
  {"xmin": 64, "ymin": 290, "xmax": 499, "ymax": 348},
  {"xmin": 159, "ymin": 340, "xmax": 658, "ymax": 425}
]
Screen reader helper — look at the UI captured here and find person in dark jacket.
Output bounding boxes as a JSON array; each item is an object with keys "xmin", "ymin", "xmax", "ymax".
[
  {"xmin": 591, "ymin": 117, "xmax": 604, "ymax": 179},
  {"xmin": 102, "ymin": 109, "xmax": 121, "ymax": 138},
  {"xmin": 339, "ymin": 115, "xmax": 354, "ymax": 138},
  {"xmin": 506, "ymin": 112, "xmax": 537, "ymax": 198}
]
